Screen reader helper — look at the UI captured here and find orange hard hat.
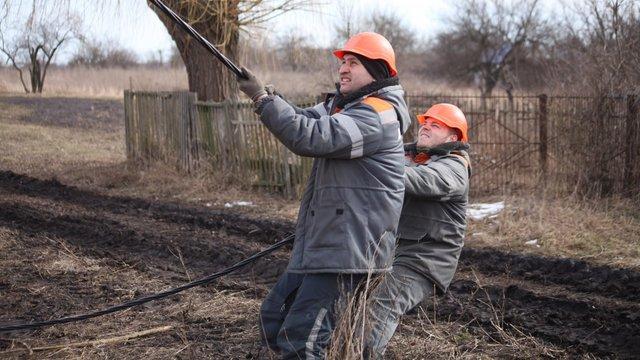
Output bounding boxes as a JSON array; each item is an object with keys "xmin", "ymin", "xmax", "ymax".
[
  {"xmin": 417, "ymin": 103, "xmax": 469, "ymax": 143},
  {"xmin": 333, "ymin": 32, "xmax": 397, "ymax": 77}
]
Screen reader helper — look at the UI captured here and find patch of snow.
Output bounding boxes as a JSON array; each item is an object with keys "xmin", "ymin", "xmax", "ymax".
[
  {"xmin": 467, "ymin": 201, "xmax": 505, "ymax": 221},
  {"xmin": 525, "ymin": 239, "xmax": 541, "ymax": 247},
  {"xmin": 224, "ymin": 201, "xmax": 255, "ymax": 208}
]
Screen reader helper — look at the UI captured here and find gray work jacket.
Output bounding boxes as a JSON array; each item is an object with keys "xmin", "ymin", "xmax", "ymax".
[
  {"xmin": 258, "ymin": 85, "xmax": 411, "ymax": 273},
  {"xmin": 395, "ymin": 150, "xmax": 471, "ymax": 291}
]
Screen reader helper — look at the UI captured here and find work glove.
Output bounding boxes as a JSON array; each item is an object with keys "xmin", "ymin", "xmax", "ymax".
[{"xmin": 238, "ymin": 67, "xmax": 267, "ymax": 102}]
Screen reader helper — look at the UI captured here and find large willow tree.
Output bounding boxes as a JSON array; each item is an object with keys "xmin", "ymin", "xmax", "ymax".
[{"xmin": 149, "ymin": 0, "xmax": 306, "ymax": 101}]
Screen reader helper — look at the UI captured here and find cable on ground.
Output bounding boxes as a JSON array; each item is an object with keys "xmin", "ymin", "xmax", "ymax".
[{"xmin": 0, "ymin": 235, "xmax": 294, "ymax": 332}]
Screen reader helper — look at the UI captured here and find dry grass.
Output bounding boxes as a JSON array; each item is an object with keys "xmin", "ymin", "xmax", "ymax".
[
  {"xmin": 0, "ymin": 66, "xmax": 480, "ymax": 100},
  {"xmin": 79, "ymin": 161, "xmax": 301, "ymax": 222},
  {"xmin": 0, "ymin": 227, "xmax": 259, "ymax": 359},
  {"xmin": 386, "ymin": 318, "xmax": 565, "ymax": 360},
  {"xmin": 260, "ymin": 69, "xmax": 478, "ymax": 98},
  {"xmin": 0, "ymin": 100, "xmax": 125, "ymax": 177},
  {"xmin": 468, "ymin": 194, "xmax": 640, "ymax": 269},
  {"xmin": 0, "ymin": 66, "xmax": 188, "ymax": 99},
  {"xmin": 0, "ymin": 123, "xmax": 119, "ymax": 169},
  {"xmin": 0, "ymin": 95, "xmax": 299, "ymax": 222},
  {"xmin": 323, "ymin": 271, "xmax": 569, "ymax": 360}
]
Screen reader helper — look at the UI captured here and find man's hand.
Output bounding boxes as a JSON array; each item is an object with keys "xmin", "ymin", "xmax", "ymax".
[{"xmin": 238, "ymin": 67, "xmax": 267, "ymax": 101}]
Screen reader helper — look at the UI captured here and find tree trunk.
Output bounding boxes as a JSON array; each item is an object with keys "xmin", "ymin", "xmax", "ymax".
[{"xmin": 152, "ymin": 1, "xmax": 240, "ymax": 102}]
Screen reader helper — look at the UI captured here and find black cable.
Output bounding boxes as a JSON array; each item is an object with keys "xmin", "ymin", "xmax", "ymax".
[
  {"xmin": 0, "ymin": 235, "xmax": 294, "ymax": 332},
  {"xmin": 148, "ymin": 0, "xmax": 247, "ymax": 79}
]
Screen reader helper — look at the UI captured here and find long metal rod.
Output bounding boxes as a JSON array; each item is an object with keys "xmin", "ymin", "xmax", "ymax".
[{"xmin": 148, "ymin": 0, "xmax": 246, "ymax": 79}]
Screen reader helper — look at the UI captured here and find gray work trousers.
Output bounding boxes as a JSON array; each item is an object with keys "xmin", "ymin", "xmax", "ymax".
[
  {"xmin": 259, "ymin": 271, "xmax": 363, "ymax": 359},
  {"xmin": 365, "ymin": 264, "xmax": 435, "ymax": 359}
]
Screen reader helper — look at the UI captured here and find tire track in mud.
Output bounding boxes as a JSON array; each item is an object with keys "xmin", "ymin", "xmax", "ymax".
[
  {"xmin": 460, "ymin": 248, "xmax": 640, "ymax": 302},
  {"xmin": 426, "ymin": 279, "xmax": 640, "ymax": 358},
  {"xmin": 0, "ymin": 200, "xmax": 289, "ymax": 288},
  {"xmin": 0, "ymin": 170, "xmax": 293, "ymax": 246},
  {"xmin": 2, "ymin": 169, "xmax": 639, "ymax": 357}
]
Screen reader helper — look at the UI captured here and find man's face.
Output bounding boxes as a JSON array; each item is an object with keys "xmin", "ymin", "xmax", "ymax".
[
  {"xmin": 338, "ymin": 54, "xmax": 375, "ymax": 94},
  {"xmin": 417, "ymin": 118, "xmax": 459, "ymax": 148}
]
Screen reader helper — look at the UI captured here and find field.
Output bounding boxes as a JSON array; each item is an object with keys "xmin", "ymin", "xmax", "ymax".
[
  {"xmin": 0, "ymin": 92, "xmax": 639, "ymax": 359},
  {"xmin": 0, "ymin": 67, "xmax": 478, "ymax": 99}
]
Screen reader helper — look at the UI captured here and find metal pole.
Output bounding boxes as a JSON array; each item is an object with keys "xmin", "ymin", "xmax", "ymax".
[{"xmin": 148, "ymin": 0, "xmax": 247, "ymax": 79}]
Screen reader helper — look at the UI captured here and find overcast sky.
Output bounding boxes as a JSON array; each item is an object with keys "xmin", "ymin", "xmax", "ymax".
[
  {"xmin": 70, "ymin": 0, "xmax": 456, "ymax": 62},
  {"xmin": 3, "ymin": 0, "xmax": 564, "ymax": 64}
]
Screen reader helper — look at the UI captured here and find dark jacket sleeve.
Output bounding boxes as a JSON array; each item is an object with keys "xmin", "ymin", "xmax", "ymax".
[
  {"xmin": 404, "ymin": 156, "xmax": 468, "ymax": 200},
  {"xmin": 258, "ymin": 96, "xmax": 385, "ymax": 159}
]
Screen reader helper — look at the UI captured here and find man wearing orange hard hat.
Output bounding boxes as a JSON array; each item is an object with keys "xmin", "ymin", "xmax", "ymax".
[
  {"xmin": 365, "ymin": 103, "xmax": 471, "ymax": 358},
  {"xmin": 237, "ymin": 32, "xmax": 411, "ymax": 358}
]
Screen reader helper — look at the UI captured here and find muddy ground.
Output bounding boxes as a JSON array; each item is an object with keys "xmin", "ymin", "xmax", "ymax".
[
  {"xmin": 0, "ymin": 95, "xmax": 639, "ymax": 359},
  {"xmin": 0, "ymin": 170, "xmax": 638, "ymax": 359}
]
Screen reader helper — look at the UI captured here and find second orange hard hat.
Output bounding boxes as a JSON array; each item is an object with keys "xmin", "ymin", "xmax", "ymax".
[
  {"xmin": 417, "ymin": 103, "xmax": 469, "ymax": 143},
  {"xmin": 333, "ymin": 32, "xmax": 397, "ymax": 77}
]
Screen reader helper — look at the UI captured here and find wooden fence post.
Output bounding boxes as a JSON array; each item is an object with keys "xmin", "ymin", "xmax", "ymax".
[
  {"xmin": 538, "ymin": 94, "xmax": 548, "ymax": 185},
  {"xmin": 625, "ymin": 95, "xmax": 638, "ymax": 192},
  {"xmin": 187, "ymin": 92, "xmax": 200, "ymax": 173},
  {"xmin": 123, "ymin": 90, "xmax": 132, "ymax": 160}
]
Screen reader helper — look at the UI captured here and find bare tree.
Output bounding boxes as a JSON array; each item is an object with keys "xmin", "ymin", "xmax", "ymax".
[
  {"xmin": 277, "ymin": 33, "xmax": 309, "ymax": 71},
  {"xmin": 547, "ymin": 0, "xmax": 640, "ymax": 94},
  {"xmin": 333, "ymin": 0, "xmax": 364, "ymax": 45},
  {"xmin": 544, "ymin": 0, "xmax": 640, "ymax": 195},
  {"xmin": 0, "ymin": 14, "xmax": 79, "ymax": 93},
  {"xmin": 367, "ymin": 10, "xmax": 415, "ymax": 58},
  {"xmin": 168, "ymin": 44, "xmax": 185, "ymax": 68},
  {"xmin": 426, "ymin": 0, "xmax": 546, "ymax": 98},
  {"xmin": 149, "ymin": 0, "xmax": 310, "ymax": 101},
  {"xmin": 68, "ymin": 38, "xmax": 139, "ymax": 68},
  {"xmin": 274, "ymin": 32, "xmax": 329, "ymax": 72},
  {"xmin": 333, "ymin": 7, "xmax": 416, "ymax": 73}
]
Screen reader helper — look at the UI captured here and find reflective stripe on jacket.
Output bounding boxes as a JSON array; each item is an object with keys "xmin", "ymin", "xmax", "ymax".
[
  {"xmin": 258, "ymin": 85, "xmax": 411, "ymax": 273},
  {"xmin": 395, "ymin": 151, "xmax": 470, "ymax": 291}
]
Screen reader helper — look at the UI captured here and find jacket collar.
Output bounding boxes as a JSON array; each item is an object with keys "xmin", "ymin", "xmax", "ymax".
[
  {"xmin": 409, "ymin": 141, "xmax": 470, "ymax": 166},
  {"xmin": 418, "ymin": 141, "xmax": 469, "ymax": 156},
  {"xmin": 329, "ymin": 77, "xmax": 400, "ymax": 113}
]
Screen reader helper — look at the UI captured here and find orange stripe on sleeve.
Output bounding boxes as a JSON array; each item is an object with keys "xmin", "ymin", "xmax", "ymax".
[{"xmin": 362, "ymin": 97, "xmax": 393, "ymax": 113}]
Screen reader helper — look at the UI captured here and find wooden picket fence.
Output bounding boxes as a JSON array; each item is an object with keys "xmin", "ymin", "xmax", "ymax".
[
  {"xmin": 124, "ymin": 91, "xmax": 639, "ymax": 197},
  {"xmin": 124, "ymin": 90, "xmax": 316, "ymax": 197}
]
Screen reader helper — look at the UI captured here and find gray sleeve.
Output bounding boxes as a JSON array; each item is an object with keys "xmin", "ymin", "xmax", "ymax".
[
  {"xmin": 259, "ymin": 95, "xmax": 385, "ymax": 159},
  {"xmin": 404, "ymin": 157, "xmax": 468, "ymax": 200},
  {"xmin": 282, "ymin": 98, "xmax": 328, "ymax": 118},
  {"xmin": 296, "ymin": 102, "xmax": 328, "ymax": 118}
]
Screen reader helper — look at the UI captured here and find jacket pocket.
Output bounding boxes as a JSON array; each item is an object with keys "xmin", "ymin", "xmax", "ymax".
[{"xmin": 306, "ymin": 202, "xmax": 348, "ymax": 250}]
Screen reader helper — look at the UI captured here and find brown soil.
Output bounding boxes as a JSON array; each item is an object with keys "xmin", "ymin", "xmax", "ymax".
[
  {"xmin": 0, "ymin": 96, "xmax": 123, "ymax": 131},
  {"xmin": 1, "ymin": 95, "xmax": 639, "ymax": 359},
  {"xmin": 1, "ymin": 170, "xmax": 638, "ymax": 359}
]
